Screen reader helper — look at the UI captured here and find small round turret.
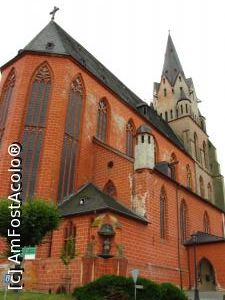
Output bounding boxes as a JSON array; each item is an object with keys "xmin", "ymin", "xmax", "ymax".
[{"xmin": 134, "ymin": 124, "xmax": 155, "ymax": 171}]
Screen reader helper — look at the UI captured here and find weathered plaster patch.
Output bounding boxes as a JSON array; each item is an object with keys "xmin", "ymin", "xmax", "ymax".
[
  {"xmin": 128, "ymin": 173, "xmax": 133, "ymax": 191},
  {"xmin": 113, "ymin": 113, "xmax": 126, "ymax": 132},
  {"xmin": 132, "ymin": 192, "xmax": 148, "ymax": 217},
  {"xmin": 87, "ymin": 92, "xmax": 98, "ymax": 104}
]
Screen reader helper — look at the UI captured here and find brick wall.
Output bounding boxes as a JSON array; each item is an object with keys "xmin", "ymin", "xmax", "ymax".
[{"xmin": 0, "ymin": 52, "xmax": 225, "ymax": 292}]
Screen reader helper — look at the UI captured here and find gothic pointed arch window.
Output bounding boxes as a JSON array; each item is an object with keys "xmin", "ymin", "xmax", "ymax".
[
  {"xmin": 160, "ymin": 187, "xmax": 167, "ymax": 239},
  {"xmin": 103, "ymin": 180, "xmax": 117, "ymax": 198},
  {"xmin": 169, "ymin": 153, "xmax": 177, "ymax": 180},
  {"xmin": 63, "ymin": 221, "xmax": 76, "ymax": 257},
  {"xmin": 96, "ymin": 98, "xmax": 108, "ymax": 142},
  {"xmin": 186, "ymin": 164, "xmax": 192, "ymax": 190},
  {"xmin": 58, "ymin": 75, "xmax": 84, "ymax": 202},
  {"xmin": 0, "ymin": 69, "xmax": 16, "ymax": 145},
  {"xmin": 207, "ymin": 183, "xmax": 212, "ymax": 201},
  {"xmin": 199, "ymin": 176, "xmax": 205, "ymax": 198},
  {"xmin": 126, "ymin": 120, "xmax": 135, "ymax": 157},
  {"xmin": 203, "ymin": 141, "xmax": 208, "ymax": 168},
  {"xmin": 180, "ymin": 200, "xmax": 188, "ymax": 244},
  {"xmin": 194, "ymin": 132, "xmax": 198, "ymax": 160},
  {"xmin": 22, "ymin": 64, "xmax": 52, "ymax": 200},
  {"xmin": 153, "ymin": 136, "xmax": 159, "ymax": 163},
  {"xmin": 203, "ymin": 211, "xmax": 210, "ymax": 234}
]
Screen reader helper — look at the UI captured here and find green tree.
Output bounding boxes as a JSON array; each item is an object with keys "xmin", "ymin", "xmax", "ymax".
[{"xmin": 0, "ymin": 199, "xmax": 60, "ymax": 248}]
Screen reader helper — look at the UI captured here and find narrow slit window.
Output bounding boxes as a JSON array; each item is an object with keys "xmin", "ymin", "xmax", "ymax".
[
  {"xmin": 165, "ymin": 111, "xmax": 168, "ymax": 121},
  {"xmin": 180, "ymin": 201, "xmax": 188, "ymax": 244},
  {"xmin": 160, "ymin": 187, "xmax": 166, "ymax": 239}
]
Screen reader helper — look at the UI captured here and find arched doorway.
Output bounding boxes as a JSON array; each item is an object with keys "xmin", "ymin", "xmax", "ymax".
[{"xmin": 198, "ymin": 258, "xmax": 216, "ymax": 291}]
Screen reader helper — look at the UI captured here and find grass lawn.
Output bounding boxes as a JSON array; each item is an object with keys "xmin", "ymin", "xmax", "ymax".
[{"xmin": 0, "ymin": 290, "xmax": 74, "ymax": 299}]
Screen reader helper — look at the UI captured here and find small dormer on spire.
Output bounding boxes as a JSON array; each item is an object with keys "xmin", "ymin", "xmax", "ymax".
[{"xmin": 162, "ymin": 34, "xmax": 185, "ymax": 86}]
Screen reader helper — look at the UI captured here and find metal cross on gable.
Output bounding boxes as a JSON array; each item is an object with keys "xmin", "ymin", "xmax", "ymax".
[{"xmin": 50, "ymin": 6, "xmax": 59, "ymax": 21}]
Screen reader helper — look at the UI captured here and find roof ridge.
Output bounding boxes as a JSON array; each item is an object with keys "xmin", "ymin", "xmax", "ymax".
[
  {"xmin": 58, "ymin": 181, "xmax": 148, "ymax": 223},
  {"xmin": 10, "ymin": 21, "xmax": 186, "ymax": 152},
  {"xmin": 54, "ymin": 22, "xmax": 145, "ymax": 105}
]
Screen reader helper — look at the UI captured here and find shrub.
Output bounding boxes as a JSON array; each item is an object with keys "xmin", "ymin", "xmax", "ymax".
[
  {"xmin": 73, "ymin": 275, "xmax": 188, "ymax": 300},
  {"xmin": 160, "ymin": 282, "xmax": 188, "ymax": 300},
  {"xmin": 73, "ymin": 275, "xmax": 161, "ymax": 300},
  {"xmin": 73, "ymin": 275, "xmax": 128, "ymax": 300},
  {"xmin": 103, "ymin": 286, "xmax": 129, "ymax": 300},
  {"xmin": 134, "ymin": 277, "xmax": 161, "ymax": 300}
]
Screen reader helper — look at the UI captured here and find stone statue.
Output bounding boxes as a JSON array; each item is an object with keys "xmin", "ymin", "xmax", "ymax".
[{"xmin": 102, "ymin": 238, "xmax": 111, "ymax": 255}]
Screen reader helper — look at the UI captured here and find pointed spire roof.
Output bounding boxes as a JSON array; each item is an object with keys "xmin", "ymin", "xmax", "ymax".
[
  {"xmin": 162, "ymin": 34, "xmax": 185, "ymax": 86},
  {"xmin": 23, "ymin": 21, "xmax": 68, "ymax": 55}
]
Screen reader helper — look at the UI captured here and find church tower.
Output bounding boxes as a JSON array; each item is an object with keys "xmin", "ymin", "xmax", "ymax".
[{"xmin": 153, "ymin": 34, "xmax": 225, "ymax": 209}]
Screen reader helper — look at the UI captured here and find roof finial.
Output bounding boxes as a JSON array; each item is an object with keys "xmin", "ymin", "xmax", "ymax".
[
  {"xmin": 50, "ymin": 6, "xmax": 59, "ymax": 21},
  {"xmin": 168, "ymin": 29, "xmax": 171, "ymax": 35}
]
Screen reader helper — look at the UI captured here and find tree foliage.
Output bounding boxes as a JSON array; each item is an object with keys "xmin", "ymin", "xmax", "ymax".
[{"xmin": 0, "ymin": 199, "xmax": 60, "ymax": 247}]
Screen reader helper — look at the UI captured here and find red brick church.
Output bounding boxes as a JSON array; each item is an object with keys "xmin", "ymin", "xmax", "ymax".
[{"xmin": 0, "ymin": 15, "xmax": 225, "ymax": 293}]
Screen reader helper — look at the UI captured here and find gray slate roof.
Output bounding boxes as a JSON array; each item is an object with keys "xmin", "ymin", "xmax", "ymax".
[
  {"xmin": 186, "ymin": 77, "xmax": 193, "ymax": 88},
  {"xmin": 162, "ymin": 34, "xmax": 185, "ymax": 86},
  {"xmin": 58, "ymin": 182, "xmax": 148, "ymax": 224},
  {"xmin": 178, "ymin": 89, "xmax": 191, "ymax": 102},
  {"xmin": 18, "ymin": 21, "xmax": 185, "ymax": 151},
  {"xmin": 184, "ymin": 231, "xmax": 225, "ymax": 246},
  {"xmin": 153, "ymin": 82, "xmax": 160, "ymax": 93},
  {"xmin": 136, "ymin": 124, "xmax": 152, "ymax": 134},
  {"xmin": 21, "ymin": 21, "xmax": 140, "ymax": 108}
]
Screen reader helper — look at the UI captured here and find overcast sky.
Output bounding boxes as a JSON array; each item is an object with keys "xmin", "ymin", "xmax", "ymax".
[{"xmin": 1, "ymin": 0, "xmax": 225, "ymax": 176}]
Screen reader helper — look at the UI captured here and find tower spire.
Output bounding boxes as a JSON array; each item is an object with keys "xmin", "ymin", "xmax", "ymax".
[{"xmin": 162, "ymin": 34, "xmax": 185, "ymax": 86}]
